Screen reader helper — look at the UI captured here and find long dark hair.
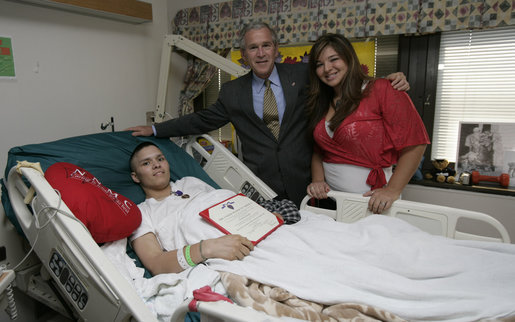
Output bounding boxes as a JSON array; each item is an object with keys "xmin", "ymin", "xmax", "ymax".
[{"xmin": 306, "ymin": 33, "xmax": 372, "ymax": 134}]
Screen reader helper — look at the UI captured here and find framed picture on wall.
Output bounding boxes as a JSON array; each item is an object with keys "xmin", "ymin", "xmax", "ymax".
[{"xmin": 456, "ymin": 122, "xmax": 515, "ymax": 178}]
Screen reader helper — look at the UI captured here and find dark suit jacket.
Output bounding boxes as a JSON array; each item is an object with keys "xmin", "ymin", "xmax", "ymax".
[{"xmin": 154, "ymin": 63, "xmax": 312, "ymax": 206}]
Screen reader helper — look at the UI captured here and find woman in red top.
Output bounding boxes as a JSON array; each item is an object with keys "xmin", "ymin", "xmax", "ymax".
[{"xmin": 306, "ymin": 33, "xmax": 430, "ymax": 214}]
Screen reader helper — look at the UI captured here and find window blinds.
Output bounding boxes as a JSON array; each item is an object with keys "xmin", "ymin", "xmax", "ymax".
[{"xmin": 432, "ymin": 26, "xmax": 515, "ymax": 162}]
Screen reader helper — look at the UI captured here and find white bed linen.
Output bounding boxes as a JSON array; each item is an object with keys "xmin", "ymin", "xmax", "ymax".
[
  {"xmin": 101, "ymin": 238, "xmax": 224, "ymax": 322},
  {"xmin": 104, "ymin": 187, "xmax": 515, "ymax": 322},
  {"xmin": 175, "ymin": 190, "xmax": 515, "ymax": 322}
]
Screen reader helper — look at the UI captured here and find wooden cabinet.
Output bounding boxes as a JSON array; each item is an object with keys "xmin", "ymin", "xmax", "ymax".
[{"xmin": 13, "ymin": 0, "xmax": 152, "ymax": 23}]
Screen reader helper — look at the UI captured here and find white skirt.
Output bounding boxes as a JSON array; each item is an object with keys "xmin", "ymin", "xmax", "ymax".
[{"xmin": 323, "ymin": 162, "xmax": 392, "ymax": 194}]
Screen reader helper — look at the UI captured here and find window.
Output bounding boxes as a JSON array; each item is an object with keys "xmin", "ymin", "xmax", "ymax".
[
  {"xmin": 375, "ymin": 35, "xmax": 399, "ymax": 78},
  {"xmin": 432, "ymin": 26, "xmax": 515, "ymax": 162}
]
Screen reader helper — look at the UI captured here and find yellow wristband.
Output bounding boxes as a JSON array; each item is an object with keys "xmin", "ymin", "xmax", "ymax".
[{"xmin": 185, "ymin": 245, "xmax": 196, "ymax": 267}]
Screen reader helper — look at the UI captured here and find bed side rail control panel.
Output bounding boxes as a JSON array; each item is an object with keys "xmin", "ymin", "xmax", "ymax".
[
  {"xmin": 185, "ymin": 134, "xmax": 278, "ymax": 201},
  {"xmin": 49, "ymin": 251, "xmax": 88, "ymax": 310}
]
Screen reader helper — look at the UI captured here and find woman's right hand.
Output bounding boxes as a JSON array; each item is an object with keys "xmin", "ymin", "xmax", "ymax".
[
  {"xmin": 307, "ymin": 181, "xmax": 330, "ymax": 199},
  {"xmin": 203, "ymin": 235, "xmax": 254, "ymax": 261}
]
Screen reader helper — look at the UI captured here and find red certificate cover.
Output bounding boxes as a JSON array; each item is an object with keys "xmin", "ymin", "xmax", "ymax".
[{"xmin": 199, "ymin": 194, "xmax": 283, "ymax": 245}]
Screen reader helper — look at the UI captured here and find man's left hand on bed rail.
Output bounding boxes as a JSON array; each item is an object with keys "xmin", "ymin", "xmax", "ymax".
[{"xmin": 125, "ymin": 126, "xmax": 154, "ymax": 137}]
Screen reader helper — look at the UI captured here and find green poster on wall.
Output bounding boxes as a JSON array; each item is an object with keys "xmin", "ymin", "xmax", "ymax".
[{"xmin": 0, "ymin": 36, "xmax": 16, "ymax": 78}]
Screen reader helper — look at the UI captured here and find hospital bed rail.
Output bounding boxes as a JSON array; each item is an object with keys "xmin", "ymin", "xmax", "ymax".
[
  {"xmin": 300, "ymin": 191, "xmax": 511, "ymax": 243},
  {"xmin": 184, "ymin": 134, "xmax": 277, "ymax": 203},
  {"xmin": 2, "ymin": 133, "xmax": 290, "ymax": 322},
  {"xmin": 184, "ymin": 134, "xmax": 511, "ymax": 244},
  {"xmin": 6, "ymin": 166, "xmax": 157, "ymax": 321},
  {"xmin": 6, "ymin": 164, "xmax": 283, "ymax": 322}
]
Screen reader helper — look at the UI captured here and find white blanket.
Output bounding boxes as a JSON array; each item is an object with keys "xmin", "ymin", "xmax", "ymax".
[
  {"xmin": 104, "ymin": 189, "xmax": 515, "ymax": 322},
  {"xmin": 175, "ymin": 191, "xmax": 515, "ymax": 322},
  {"xmin": 101, "ymin": 238, "xmax": 224, "ymax": 322}
]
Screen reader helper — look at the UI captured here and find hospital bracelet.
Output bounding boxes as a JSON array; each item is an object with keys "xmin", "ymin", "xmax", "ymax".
[
  {"xmin": 185, "ymin": 245, "xmax": 196, "ymax": 267},
  {"xmin": 176, "ymin": 246, "xmax": 190, "ymax": 270}
]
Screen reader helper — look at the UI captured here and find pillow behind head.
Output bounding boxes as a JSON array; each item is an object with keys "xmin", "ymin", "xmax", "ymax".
[{"xmin": 45, "ymin": 162, "xmax": 142, "ymax": 243}]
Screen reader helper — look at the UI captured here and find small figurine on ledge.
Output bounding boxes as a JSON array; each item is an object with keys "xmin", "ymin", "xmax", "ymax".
[{"xmin": 424, "ymin": 159, "xmax": 456, "ymax": 184}]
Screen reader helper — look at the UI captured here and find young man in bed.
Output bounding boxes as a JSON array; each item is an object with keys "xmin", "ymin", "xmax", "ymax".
[
  {"xmin": 129, "ymin": 141, "xmax": 299, "ymax": 275},
  {"xmin": 128, "ymin": 143, "xmax": 515, "ymax": 322}
]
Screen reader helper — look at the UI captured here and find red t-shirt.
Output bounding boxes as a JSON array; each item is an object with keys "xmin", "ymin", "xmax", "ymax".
[{"xmin": 313, "ymin": 79, "xmax": 430, "ymax": 189}]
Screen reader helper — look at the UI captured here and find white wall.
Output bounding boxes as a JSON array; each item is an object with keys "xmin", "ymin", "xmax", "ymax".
[
  {"xmin": 0, "ymin": 1, "xmax": 171, "ymax": 320},
  {"xmin": 0, "ymin": 0, "xmax": 168, "ymax": 173}
]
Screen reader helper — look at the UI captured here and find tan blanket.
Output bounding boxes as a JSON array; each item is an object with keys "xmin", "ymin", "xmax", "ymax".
[{"xmin": 220, "ymin": 271, "xmax": 406, "ymax": 322}]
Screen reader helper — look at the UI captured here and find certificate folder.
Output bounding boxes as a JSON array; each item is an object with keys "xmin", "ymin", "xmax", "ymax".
[{"xmin": 199, "ymin": 194, "xmax": 283, "ymax": 245}]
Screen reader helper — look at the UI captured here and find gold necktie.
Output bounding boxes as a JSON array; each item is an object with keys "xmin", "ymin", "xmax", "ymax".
[{"xmin": 263, "ymin": 79, "xmax": 280, "ymax": 139}]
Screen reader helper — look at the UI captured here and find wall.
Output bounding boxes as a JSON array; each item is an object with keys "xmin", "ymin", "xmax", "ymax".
[
  {"xmin": 0, "ymin": 1, "xmax": 168, "ymax": 320},
  {"xmin": 0, "ymin": 0, "xmax": 167, "ymax": 173}
]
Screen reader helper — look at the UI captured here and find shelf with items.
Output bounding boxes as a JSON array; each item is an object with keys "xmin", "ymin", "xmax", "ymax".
[
  {"xmin": 412, "ymin": 179, "xmax": 515, "ymax": 197},
  {"xmin": 11, "ymin": 0, "xmax": 152, "ymax": 24}
]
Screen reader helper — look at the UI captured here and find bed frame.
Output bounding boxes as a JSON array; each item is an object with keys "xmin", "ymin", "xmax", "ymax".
[
  {"xmin": 184, "ymin": 134, "xmax": 277, "ymax": 203},
  {"xmin": 1, "ymin": 134, "xmax": 511, "ymax": 322},
  {"xmin": 300, "ymin": 191, "xmax": 510, "ymax": 243}
]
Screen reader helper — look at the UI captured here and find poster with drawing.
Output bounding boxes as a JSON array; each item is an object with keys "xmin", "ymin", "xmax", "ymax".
[{"xmin": 456, "ymin": 123, "xmax": 515, "ymax": 183}]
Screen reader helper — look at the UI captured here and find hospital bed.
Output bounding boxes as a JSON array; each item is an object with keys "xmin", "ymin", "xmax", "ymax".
[{"xmin": 0, "ymin": 132, "xmax": 511, "ymax": 322}]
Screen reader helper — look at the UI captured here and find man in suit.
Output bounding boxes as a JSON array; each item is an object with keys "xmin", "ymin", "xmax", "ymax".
[{"xmin": 127, "ymin": 22, "xmax": 408, "ymax": 206}]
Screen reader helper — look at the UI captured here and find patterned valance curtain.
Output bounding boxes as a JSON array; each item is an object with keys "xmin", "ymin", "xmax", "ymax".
[
  {"xmin": 179, "ymin": 48, "xmax": 231, "ymax": 116},
  {"xmin": 173, "ymin": 0, "xmax": 514, "ymax": 51}
]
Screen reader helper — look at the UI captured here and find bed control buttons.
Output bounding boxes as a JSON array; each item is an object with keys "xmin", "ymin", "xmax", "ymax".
[
  {"xmin": 71, "ymin": 290, "xmax": 79, "ymax": 301},
  {"xmin": 49, "ymin": 253, "xmax": 64, "ymax": 276},
  {"xmin": 60, "ymin": 268, "xmax": 70, "ymax": 286},
  {"xmin": 49, "ymin": 251, "xmax": 88, "ymax": 311},
  {"xmin": 78, "ymin": 293, "xmax": 88, "ymax": 310}
]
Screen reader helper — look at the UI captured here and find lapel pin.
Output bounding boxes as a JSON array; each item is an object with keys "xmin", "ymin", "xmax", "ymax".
[{"xmin": 291, "ymin": 82, "xmax": 296, "ymax": 87}]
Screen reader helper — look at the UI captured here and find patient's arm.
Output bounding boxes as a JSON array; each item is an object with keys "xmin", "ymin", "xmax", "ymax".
[
  {"xmin": 202, "ymin": 235, "xmax": 254, "ymax": 261},
  {"xmin": 132, "ymin": 232, "xmax": 254, "ymax": 275},
  {"xmin": 132, "ymin": 232, "xmax": 184, "ymax": 275}
]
